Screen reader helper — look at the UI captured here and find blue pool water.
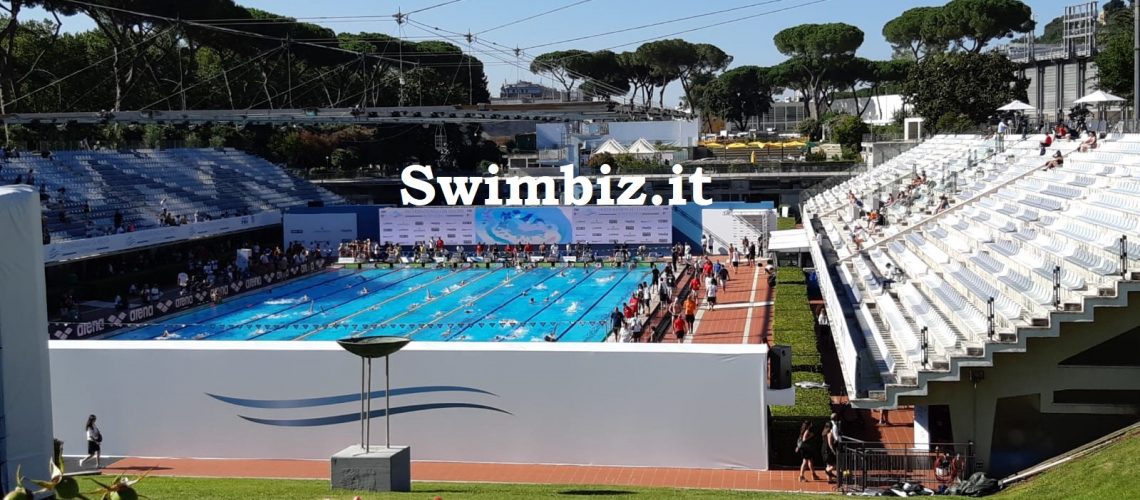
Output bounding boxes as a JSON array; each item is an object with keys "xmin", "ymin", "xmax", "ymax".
[{"xmin": 109, "ymin": 266, "xmax": 651, "ymax": 342}]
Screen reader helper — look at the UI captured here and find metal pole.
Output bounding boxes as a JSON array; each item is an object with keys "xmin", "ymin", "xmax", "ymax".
[
  {"xmin": 385, "ymin": 355, "xmax": 392, "ymax": 448},
  {"xmin": 1134, "ymin": 0, "xmax": 1139, "ymax": 130},
  {"xmin": 359, "ymin": 357, "xmax": 365, "ymax": 449},
  {"xmin": 366, "ymin": 358, "xmax": 372, "ymax": 451}
]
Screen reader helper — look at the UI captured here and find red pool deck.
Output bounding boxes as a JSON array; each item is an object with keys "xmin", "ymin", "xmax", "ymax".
[
  {"xmin": 101, "ymin": 457, "xmax": 836, "ymax": 493},
  {"xmin": 673, "ymin": 262, "xmax": 773, "ymax": 345}
]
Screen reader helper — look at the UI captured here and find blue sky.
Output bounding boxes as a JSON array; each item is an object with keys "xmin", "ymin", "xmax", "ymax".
[{"xmin": 23, "ymin": 0, "xmax": 1073, "ymax": 106}]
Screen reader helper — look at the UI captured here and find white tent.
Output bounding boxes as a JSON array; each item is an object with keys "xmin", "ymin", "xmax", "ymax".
[
  {"xmin": 1074, "ymin": 90, "xmax": 1125, "ymax": 104},
  {"xmin": 767, "ymin": 229, "xmax": 810, "ymax": 253},
  {"xmin": 626, "ymin": 138, "xmax": 658, "ymax": 154},
  {"xmin": 997, "ymin": 100, "xmax": 1036, "ymax": 112},
  {"xmin": 592, "ymin": 138, "xmax": 627, "ymax": 155}
]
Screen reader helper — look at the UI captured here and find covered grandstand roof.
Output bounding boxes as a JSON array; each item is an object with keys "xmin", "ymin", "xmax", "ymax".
[{"xmin": 1, "ymin": 102, "xmax": 691, "ymax": 127}]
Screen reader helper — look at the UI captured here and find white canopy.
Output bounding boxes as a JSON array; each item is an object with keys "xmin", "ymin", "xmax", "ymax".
[
  {"xmin": 626, "ymin": 138, "xmax": 658, "ymax": 154},
  {"xmin": 592, "ymin": 138, "xmax": 627, "ymax": 155},
  {"xmin": 767, "ymin": 228, "xmax": 810, "ymax": 253},
  {"xmin": 1074, "ymin": 90, "xmax": 1125, "ymax": 104},
  {"xmin": 997, "ymin": 100, "xmax": 1036, "ymax": 112}
]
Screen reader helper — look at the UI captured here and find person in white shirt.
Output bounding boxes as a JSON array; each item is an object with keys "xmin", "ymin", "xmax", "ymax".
[
  {"xmin": 80, "ymin": 414, "xmax": 102, "ymax": 468},
  {"xmin": 706, "ymin": 282, "xmax": 718, "ymax": 308},
  {"xmin": 618, "ymin": 324, "xmax": 632, "ymax": 343}
]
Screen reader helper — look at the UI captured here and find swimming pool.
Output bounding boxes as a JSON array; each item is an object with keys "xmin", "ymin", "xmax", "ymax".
[{"xmin": 108, "ymin": 266, "xmax": 651, "ymax": 342}]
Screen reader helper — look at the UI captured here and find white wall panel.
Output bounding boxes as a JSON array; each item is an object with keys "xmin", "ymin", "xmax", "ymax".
[{"xmin": 51, "ymin": 342, "xmax": 771, "ymax": 469}]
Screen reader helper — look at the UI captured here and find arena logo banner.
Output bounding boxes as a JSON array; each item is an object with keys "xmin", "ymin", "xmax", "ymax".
[
  {"xmin": 400, "ymin": 164, "xmax": 713, "ymax": 207},
  {"xmin": 49, "ymin": 258, "xmax": 326, "ymax": 339}
]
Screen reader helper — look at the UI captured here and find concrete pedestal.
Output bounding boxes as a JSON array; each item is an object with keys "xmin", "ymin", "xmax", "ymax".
[{"xmin": 330, "ymin": 445, "xmax": 411, "ymax": 492}]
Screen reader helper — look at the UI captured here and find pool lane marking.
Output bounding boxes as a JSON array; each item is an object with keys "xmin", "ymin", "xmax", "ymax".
[
  {"xmin": 443, "ymin": 267, "xmax": 566, "ymax": 341},
  {"xmin": 398, "ymin": 268, "xmax": 525, "ymax": 340},
  {"xmin": 353, "ymin": 268, "xmax": 507, "ymax": 339},
  {"xmin": 288, "ymin": 269, "xmax": 471, "ymax": 341},
  {"xmin": 558, "ymin": 267, "xmax": 648, "ymax": 342},
  {"xmin": 107, "ymin": 268, "xmax": 391, "ymax": 339},
  {"xmin": 504, "ymin": 266, "xmax": 604, "ymax": 341},
  {"xmin": 206, "ymin": 268, "xmax": 415, "ymax": 341}
]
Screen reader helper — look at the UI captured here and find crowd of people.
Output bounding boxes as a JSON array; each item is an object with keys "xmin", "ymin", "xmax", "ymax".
[{"xmin": 335, "ymin": 237, "xmax": 667, "ymax": 267}]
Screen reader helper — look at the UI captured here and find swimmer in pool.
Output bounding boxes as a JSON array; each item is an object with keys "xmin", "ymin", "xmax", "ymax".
[
  {"xmin": 359, "ymin": 287, "xmax": 369, "ymax": 295},
  {"xmin": 425, "ymin": 290, "xmax": 433, "ymax": 300},
  {"xmin": 300, "ymin": 294, "xmax": 309, "ymax": 302},
  {"xmin": 529, "ymin": 297, "xmax": 536, "ymax": 304}
]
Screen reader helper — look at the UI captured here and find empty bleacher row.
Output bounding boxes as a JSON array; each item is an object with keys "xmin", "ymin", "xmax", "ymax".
[
  {"xmin": 805, "ymin": 134, "xmax": 1140, "ymax": 402},
  {"xmin": 0, "ymin": 148, "xmax": 344, "ymax": 242}
]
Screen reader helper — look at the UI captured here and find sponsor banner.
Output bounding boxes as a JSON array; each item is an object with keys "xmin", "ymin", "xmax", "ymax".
[
  {"xmin": 48, "ymin": 258, "xmax": 326, "ymax": 339},
  {"xmin": 376, "ymin": 206, "xmax": 671, "ymax": 245},
  {"xmin": 378, "ymin": 207, "xmax": 474, "ymax": 244},
  {"xmin": 283, "ymin": 213, "xmax": 358, "ymax": 249},
  {"xmin": 45, "ymin": 211, "xmax": 282, "ymax": 264}
]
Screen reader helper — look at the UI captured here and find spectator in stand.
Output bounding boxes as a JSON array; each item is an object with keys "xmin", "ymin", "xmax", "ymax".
[
  {"xmin": 1041, "ymin": 150, "xmax": 1064, "ymax": 171},
  {"xmin": 1038, "ymin": 132, "xmax": 1053, "ymax": 155},
  {"xmin": 1079, "ymin": 130, "xmax": 1098, "ymax": 152}
]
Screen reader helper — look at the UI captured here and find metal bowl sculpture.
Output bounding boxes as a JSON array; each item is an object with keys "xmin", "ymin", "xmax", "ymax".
[
  {"xmin": 337, "ymin": 336, "xmax": 410, "ymax": 358},
  {"xmin": 337, "ymin": 335, "xmax": 411, "ymax": 451}
]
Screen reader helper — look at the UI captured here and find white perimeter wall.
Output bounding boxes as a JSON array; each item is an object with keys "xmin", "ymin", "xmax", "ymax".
[
  {"xmin": 283, "ymin": 213, "xmax": 358, "ymax": 249},
  {"xmin": 51, "ymin": 341, "xmax": 770, "ymax": 469},
  {"xmin": 0, "ymin": 186, "xmax": 54, "ymax": 490}
]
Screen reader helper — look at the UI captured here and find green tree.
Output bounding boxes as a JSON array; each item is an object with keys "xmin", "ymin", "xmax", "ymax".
[
  {"xmin": 618, "ymin": 50, "xmax": 656, "ymax": 106},
  {"xmin": 773, "ymin": 23, "xmax": 864, "ymax": 119},
  {"xmin": 529, "ymin": 49, "xmax": 589, "ymax": 99},
  {"xmin": 697, "ymin": 66, "xmax": 775, "ymax": 131},
  {"xmin": 828, "ymin": 114, "xmax": 868, "ymax": 149},
  {"xmin": 635, "ymin": 39, "xmax": 731, "ymax": 110},
  {"xmin": 882, "ymin": 6, "xmax": 948, "ymax": 61},
  {"xmin": 939, "ymin": 0, "xmax": 1034, "ymax": 52},
  {"xmin": 1094, "ymin": 4, "xmax": 1134, "ymax": 102},
  {"xmin": 901, "ymin": 51, "xmax": 1028, "ymax": 131},
  {"xmin": 571, "ymin": 50, "xmax": 630, "ymax": 99}
]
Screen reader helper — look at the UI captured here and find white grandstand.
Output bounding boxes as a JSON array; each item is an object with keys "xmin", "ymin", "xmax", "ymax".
[{"xmin": 804, "ymin": 134, "xmax": 1140, "ymax": 406}]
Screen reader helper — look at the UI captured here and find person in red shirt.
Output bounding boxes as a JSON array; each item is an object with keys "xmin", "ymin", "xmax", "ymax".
[
  {"xmin": 629, "ymin": 295, "xmax": 639, "ymax": 313},
  {"xmin": 435, "ymin": 237, "xmax": 444, "ymax": 251},
  {"xmin": 673, "ymin": 315, "xmax": 687, "ymax": 341},
  {"xmin": 624, "ymin": 303, "xmax": 635, "ymax": 319},
  {"xmin": 524, "ymin": 242, "xmax": 533, "ymax": 254},
  {"xmin": 690, "ymin": 275, "xmax": 701, "ymax": 292},
  {"xmin": 475, "ymin": 243, "xmax": 483, "ymax": 255}
]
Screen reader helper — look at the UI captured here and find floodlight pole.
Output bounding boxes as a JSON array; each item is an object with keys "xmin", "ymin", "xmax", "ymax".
[{"xmin": 1134, "ymin": 0, "xmax": 1138, "ymax": 130}]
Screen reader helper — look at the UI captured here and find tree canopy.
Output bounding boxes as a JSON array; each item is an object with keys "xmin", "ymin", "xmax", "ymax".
[
  {"xmin": 772, "ymin": 22, "xmax": 864, "ymax": 118},
  {"xmin": 900, "ymin": 51, "xmax": 1028, "ymax": 131},
  {"xmin": 882, "ymin": 7, "xmax": 947, "ymax": 61},
  {"xmin": 1094, "ymin": 2, "xmax": 1134, "ymax": 102}
]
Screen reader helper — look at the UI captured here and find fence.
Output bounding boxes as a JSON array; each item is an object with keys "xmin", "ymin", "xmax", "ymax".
[{"xmin": 836, "ymin": 439, "xmax": 975, "ymax": 493}]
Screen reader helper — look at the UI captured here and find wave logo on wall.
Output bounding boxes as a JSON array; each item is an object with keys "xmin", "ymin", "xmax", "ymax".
[{"xmin": 208, "ymin": 386, "xmax": 511, "ymax": 427}]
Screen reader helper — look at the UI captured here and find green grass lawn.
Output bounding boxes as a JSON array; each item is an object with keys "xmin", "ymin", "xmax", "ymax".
[
  {"xmin": 74, "ymin": 477, "xmax": 835, "ymax": 499},
  {"xmin": 995, "ymin": 426, "xmax": 1140, "ymax": 500}
]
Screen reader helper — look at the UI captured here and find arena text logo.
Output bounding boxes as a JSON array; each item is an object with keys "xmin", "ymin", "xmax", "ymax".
[{"xmin": 399, "ymin": 164, "xmax": 713, "ymax": 207}]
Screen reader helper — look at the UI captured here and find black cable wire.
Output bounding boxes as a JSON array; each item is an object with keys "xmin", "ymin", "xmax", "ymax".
[
  {"xmin": 58, "ymin": 0, "xmax": 417, "ymax": 66},
  {"xmin": 476, "ymin": 0, "xmax": 592, "ymax": 35},
  {"xmin": 521, "ymin": 0, "xmax": 787, "ymax": 51}
]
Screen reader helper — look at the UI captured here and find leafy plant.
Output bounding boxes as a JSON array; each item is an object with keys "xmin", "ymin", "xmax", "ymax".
[{"xmin": 5, "ymin": 459, "xmax": 150, "ymax": 500}]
